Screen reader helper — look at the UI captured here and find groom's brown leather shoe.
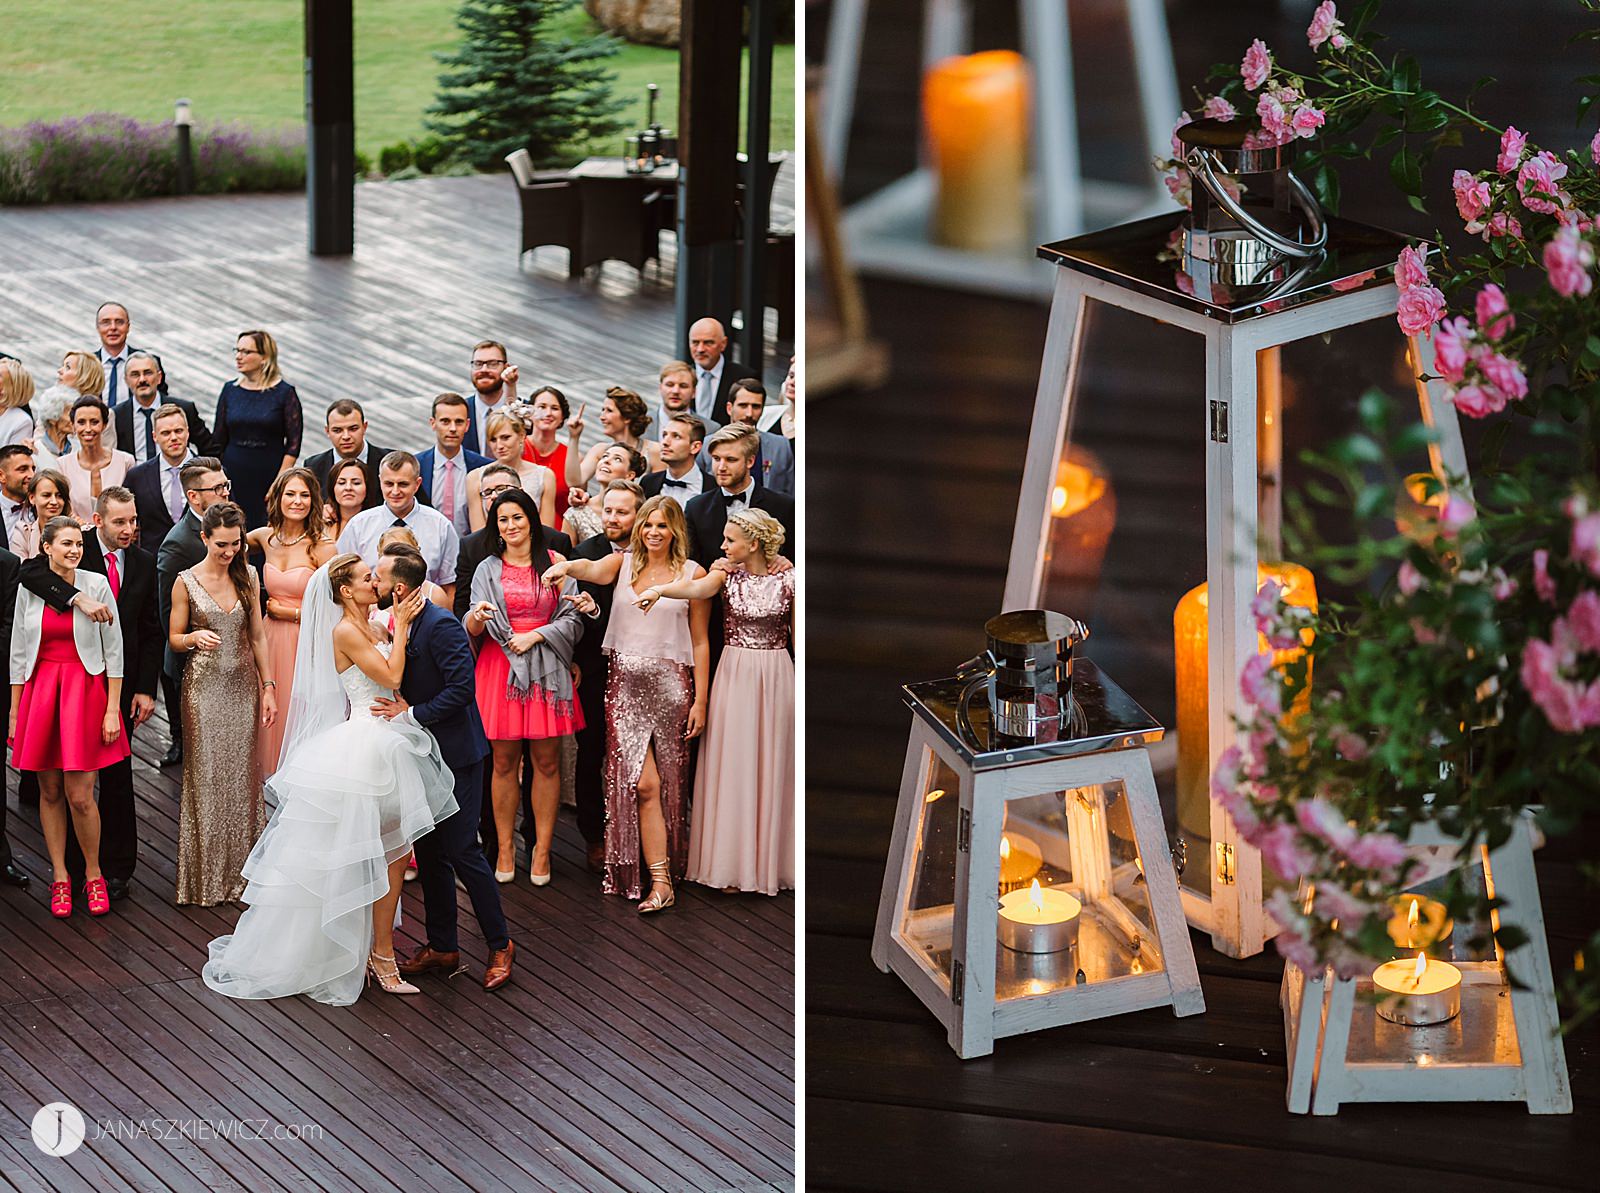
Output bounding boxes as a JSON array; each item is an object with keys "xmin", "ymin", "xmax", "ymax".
[
  {"xmin": 483, "ymin": 940, "xmax": 515, "ymax": 991},
  {"xmin": 397, "ymin": 945, "xmax": 462, "ymax": 977}
]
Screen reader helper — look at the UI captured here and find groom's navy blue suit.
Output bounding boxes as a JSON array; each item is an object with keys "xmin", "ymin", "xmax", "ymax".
[{"xmin": 400, "ymin": 599, "xmax": 509, "ymax": 953}]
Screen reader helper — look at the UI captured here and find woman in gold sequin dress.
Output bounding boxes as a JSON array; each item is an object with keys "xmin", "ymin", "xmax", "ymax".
[
  {"xmin": 544, "ymin": 496, "xmax": 710, "ymax": 911},
  {"xmin": 168, "ymin": 502, "xmax": 277, "ymax": 906}
]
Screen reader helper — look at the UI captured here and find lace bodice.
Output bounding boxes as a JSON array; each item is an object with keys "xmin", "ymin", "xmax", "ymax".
[{"xmin": 339, "ymin": 643, "xmax": 393, "ymax": 718}]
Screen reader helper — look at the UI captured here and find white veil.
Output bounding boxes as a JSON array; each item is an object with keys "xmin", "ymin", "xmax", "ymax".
[{"xmin": 270, "ymin": 562, "xmax": 349, "ymax": 777}]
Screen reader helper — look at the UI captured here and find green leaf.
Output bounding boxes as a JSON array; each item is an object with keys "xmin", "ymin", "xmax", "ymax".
[
  {"xmin": 1390, "ymin": 146, "xmax": 1423, "ymax": 196},
  {"xmin": 1373, "ymin": 125, "xmax": 1401, "ymax": 149}
]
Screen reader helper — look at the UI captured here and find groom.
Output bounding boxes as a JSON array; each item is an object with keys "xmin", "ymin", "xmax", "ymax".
[{"xmin": 369, "ymin": 546, "xmax": 514, "ymax": 990}]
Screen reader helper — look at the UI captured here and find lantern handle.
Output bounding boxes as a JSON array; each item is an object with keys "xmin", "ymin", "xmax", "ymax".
[
  {"xmin": 1184, "ymin": 147, "xmax": 1328, "ymax": 259},
  {"xmin": 954, "ymin": 652, "xmax": 996, "ymax": 750}
]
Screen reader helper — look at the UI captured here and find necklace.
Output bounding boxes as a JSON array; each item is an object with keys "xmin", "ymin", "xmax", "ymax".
[{"xmin": 273, "ymin": 529, "xmax": 308, "ymax": 547}]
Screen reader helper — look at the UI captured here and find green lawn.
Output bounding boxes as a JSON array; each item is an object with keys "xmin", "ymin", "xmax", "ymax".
[{"xmin": 0, "ymin": 1, "xmax": 793, "ymax": 163}]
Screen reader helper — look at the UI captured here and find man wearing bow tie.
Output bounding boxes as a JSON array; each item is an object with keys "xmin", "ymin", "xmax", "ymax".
[
  {"xmin": 0, "ymin": 446, "xmax": 36, "ymax": 550},
  {"xmin": 683, "ymin": 424, "xmax": 795, "ymax": 570},
  {"xmin": 641, "ymin": 414, "xmax": 711, "ymax": 501}
]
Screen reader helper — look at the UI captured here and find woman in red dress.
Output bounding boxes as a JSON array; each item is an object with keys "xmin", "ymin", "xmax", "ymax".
[
  {"xmin": 8, "ymin": 516, "xmax": 129, "ymax": 917},
  {"xmin": 463, "ymin": 488, "xmax": 588, "ymax": 886}
]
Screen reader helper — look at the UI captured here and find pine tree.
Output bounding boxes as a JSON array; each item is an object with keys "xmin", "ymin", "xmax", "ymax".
[{"xmin": 425, "ymin": 0, "xmax": 628, "ymax": 170}]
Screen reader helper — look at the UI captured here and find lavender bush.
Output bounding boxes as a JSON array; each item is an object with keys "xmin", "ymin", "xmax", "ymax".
[{"xmin": 0, "ymin": 113, "xmax": 305, "ymax": 205}]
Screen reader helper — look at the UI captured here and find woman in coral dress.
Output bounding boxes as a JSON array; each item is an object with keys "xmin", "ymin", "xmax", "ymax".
[
  {"xmin": 464, "ymin": 488, "xmax": 587, "ymax": 885},
  {"xmin": 636, "ymin": 508, "xmax": 794, "ymax": 894},
  {"xmin": 247, "ymin": 467, "xmax": 337, "ymax": 776},
  {"xmin": 9, "ymin": 516, "xmax": 129, "ymax": 918}
]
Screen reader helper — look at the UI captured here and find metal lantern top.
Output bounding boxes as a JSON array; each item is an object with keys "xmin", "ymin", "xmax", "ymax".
[
  {"xmin": 1037, "ymin": 211, "xmax": 1415, "ymax": 323},
  {"xmin": 905, "ymin": 659, "xmax": 1162, "ymax": 771}
]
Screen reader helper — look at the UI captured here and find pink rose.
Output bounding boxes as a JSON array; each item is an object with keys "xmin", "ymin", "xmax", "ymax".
[
  {"xmin": 1291, "ymin": 103, "xmax": 1326, "ymax": 138},
  {"xmin": 1397, "ymin": 558, "xmax": 1424, "ymax": 596},
  {"xmin": 1341, "ymin": 830, "xmax": 1408, "ymax": 876},
  {"xmin": 1432, "ymin": 316, "xmax": 1472, "ymax": 383},
  {"xmin": 1572, "ymin": 511, "xmax": 1600, "ymax": 575},
  {"xmin": 1306, "ymin": 1, "xmax": 1349, "ymax": 50},
  {"xmin": 1450, "ymin": 382, "xmax": 1502, "ymax": 419},
  {"xmin": 1534, "ymin": 548, "xmax": 1557, "ymax": 604},
  {"xmin": 1330, "ymin": 269, "xmax": 1377, "ymax": 292},
  {"xmin": 1256, "ymin": 821, "xmax": 1316, "ymax": 880},
  {"xmin": 1170, "ymin": 110, "xmax": 1193, "ymax": 158},
  {"xmin": 1497, "ymin": 126, "xmax": 1527, "ymax": 175},
  {"xmin": 1565, "ymin": 494, "xmax": 1591, "ymax": 520},
  {"xmin": 1242, "ymin": 38, "xmax": 1272, "ymax": 91},
  {"xmin": 1478, "ymin": 350, "xmax": 1528, "ymax": 401},
  {"xmin": 1518, "ymin": 151, "xmax": 1569, "ymax": 215},
  {"xmin": 1566, "ymin": 590, "xmax": 1600, "ymax": 652},
  {"xmin": 1203, "ymin": 95, "xmax": 1237, "ymax": 122},
  {"xmin": 1438, "ymin": 493, "xmax": 1476, "ymax": 538},
  {"xmin": 1492, "ymin": 570, "xmax": 1519, "ymax": 601},
  {"xmin": 1543, "ymin": 224, "xmax": 1595, "ymax": 298},
  {"xmin": 1333, "ymin": 730, "xmax": 1369, "ymax": 761},
  {"xmin": 1240, "ymin": 652, "xmax": 1284, "ymax": 716},
  {"xmin": 1396, "ymin": 285, "xmax": 1445, "ymax": 335},
  {"xmin": 1256, "ymin": 91, "xmax": 1291, "ymax": 144},
  {"xmin": 1452, "ymin": 170, "xmax": 1492, "ymax": 229},
  {"xmin": 1486, "ymin": 211, "xmax": 1523, "ymax": 241},
  {"xmin": 1314, "ymin": 881, "xmax": 1374, "ymax": 924},
  {"xmin": 1295, "ymin": 797, "xmax": 1357, "ymax": 851},
  {"xmin": 1475, "ymin": 283, "xmax": 1514, "ymax": 339},
  {"xmin": 1394, "ymin": 245, "xmax": 1430, "ymax": 291},
  {"xmin": 1165, "ymin": 168, "xmax": 1193, "ymax": 209},
  {"xmin": 1274, "ymin": 926, "xmax": 1322, "ymax": 975},
  {"xmin": 1521, "ymin": 637, "xmax": 1588, "ymax": 733}
]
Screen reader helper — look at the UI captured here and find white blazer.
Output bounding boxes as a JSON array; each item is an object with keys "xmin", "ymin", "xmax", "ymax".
[{"xmin": 10, "ymin": 570, "xmax": 124, "ymax": 684}]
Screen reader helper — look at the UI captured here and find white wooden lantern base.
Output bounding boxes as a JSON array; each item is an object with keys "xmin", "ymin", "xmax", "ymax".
[
  {"xmin": 873, "ymin": 703, "xmax": 1204, "ymax": 1060},
  {"xmin": 1004, "ymin": 216, "xmax": 1474, "ymax": 960},
  {"xmin": 1280, "ymin": 812, "xmax": 1572, "ymax": 1115}
]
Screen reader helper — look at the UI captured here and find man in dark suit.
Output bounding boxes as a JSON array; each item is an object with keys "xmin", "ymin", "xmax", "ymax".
[
  {"xmin": 94, "ymin": 301, "xmax": 168, "ymax": 408},
  {"xmin": 371, "ymin": 549, "xmax": 514, "ymax": 992},
  {"xmin": 418, "ymin": 393, "xmax": 489, "ymax": 537},
  {"xmin": 463, "ymin": 340, "xmax": 521, "ymax": 455},
  {"xmin": 688, "ymin": 317, "xmax": 746, "ymax": 428},
  {"xmin": 155, "ymin": 457, "xmax": 229, "ymax": 766},
  {"xmin": 569, "ymin": 479, "xmax": 642, "ymax": 871},
  {"xmin": 683, "ymin": 424, "xmax": 796, "ymax": 570},
  {"xmin": 303, "ymin": 399, "xmax": 392, "ymax": 497},
  {"xmin": 115, "ymin": 353, "xmax": 209, "ymax": 464},
  {"xmin": 641, "ymin": 414, "xmax": 713, "ymax": 502},
  {"xmin": 31, "ymin": 488, "xmax": 160, "ymax": 900}
]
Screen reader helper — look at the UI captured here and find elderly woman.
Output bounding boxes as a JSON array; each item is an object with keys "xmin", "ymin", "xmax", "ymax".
[
  {"xmin": 0, "ymin": 360, "xmax": 36, "ymax": 448},
  {"xmin": 29, "ymin": 384, "xmax": 80, "ymax": 468}
]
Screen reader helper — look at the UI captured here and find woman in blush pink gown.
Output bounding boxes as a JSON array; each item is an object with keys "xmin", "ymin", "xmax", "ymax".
[
  {"xmin": 634, "ymin": 509, "xmax": 794, "ymax": 895},
  {"xmin": 247, "ymin": 467, "xmax": 336, "ymax": 776}
]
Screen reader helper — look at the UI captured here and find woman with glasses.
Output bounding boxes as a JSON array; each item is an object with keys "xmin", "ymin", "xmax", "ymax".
[{"xmin": 212, "ymin": 330, "xmax": 303, "ymax": 529}]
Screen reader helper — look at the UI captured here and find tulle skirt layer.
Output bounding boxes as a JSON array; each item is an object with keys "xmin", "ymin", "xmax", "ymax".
[{"xmin": 202, "ymin": 714, "xmax": 458, "ymax": 1006}]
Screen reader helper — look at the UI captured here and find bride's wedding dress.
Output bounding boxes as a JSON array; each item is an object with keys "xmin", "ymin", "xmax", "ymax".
[{"xmin": 203, "ymin": 573, "xmax": 458, "ymax": 1006}]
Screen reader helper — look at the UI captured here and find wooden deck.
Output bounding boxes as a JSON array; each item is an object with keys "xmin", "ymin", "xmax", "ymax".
[
  {"xmin": 0, "ymin": 174, "xmax": 793, "ymax": 1190},
  {"xmin": 808, "ymin": 2, "xmax": 1597, "ymax": 1188}
]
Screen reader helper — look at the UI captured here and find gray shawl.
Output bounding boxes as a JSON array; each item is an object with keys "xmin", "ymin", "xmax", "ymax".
[{"xmin": 470, "ymin": 555, "xmax": 587, "ymax": 706}]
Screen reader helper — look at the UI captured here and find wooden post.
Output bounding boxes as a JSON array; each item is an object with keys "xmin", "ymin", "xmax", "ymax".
[
  {"xmin": 305, "ymin": 0, "xmax": 354, "ymax": 256},
  {"xmin": 737, "ymin": 0, "xmax": 776, "ymax": 371},
  {"xmin": 676, "ymin": 0, "xmax": 743, "ymax": 350}
]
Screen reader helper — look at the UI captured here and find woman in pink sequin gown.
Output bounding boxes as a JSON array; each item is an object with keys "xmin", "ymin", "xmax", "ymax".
[
  {"xmin": 544, "ymin": 495, "xmax": 710, "ymax": 911},
  {"xmin": 635, "ymin": 509, "xmax": 794, "ymax": 894},
  {"xmin": 247, "ymin": 468, "xmax": 337, "ymax": 777}
]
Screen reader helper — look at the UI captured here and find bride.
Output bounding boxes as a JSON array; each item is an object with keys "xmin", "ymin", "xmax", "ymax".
[{"xmin": 203, "ymin": 552, "xmax": 459, "ymax": 1005}]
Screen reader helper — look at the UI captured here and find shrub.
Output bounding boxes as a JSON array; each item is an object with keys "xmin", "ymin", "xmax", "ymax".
[
  {"xmin": 411, "ymin": 134, "xmax": 450, "ymax": 173},
  {"xmin": 378, "ymin": 141, "xmax": 413, "ymax": 174},
  {"xmin": 0, "ymin": 113, "xmax": 305, "ymax": 205}
]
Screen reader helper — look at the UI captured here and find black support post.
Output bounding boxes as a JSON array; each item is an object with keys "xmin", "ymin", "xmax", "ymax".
[
  {"xmin": 306, "ymin": 0, "xmax": 354, "ymax": 256},
  {"xmin": 737, "ymin": 0, "xmax": 775, "ymax": 371}
]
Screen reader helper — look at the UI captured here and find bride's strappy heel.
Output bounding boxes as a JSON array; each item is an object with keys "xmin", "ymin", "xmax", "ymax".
[
  {"xmin": 637, "ymin": 860, "xmax": 675, "ymax": 914},
  {"xmin": 367, "ymin": 951, "xmax": 421, "ymax": 995}
]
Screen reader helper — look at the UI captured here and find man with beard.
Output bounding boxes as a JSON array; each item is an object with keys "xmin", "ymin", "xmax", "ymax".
[{"xmin": 462, "ymin": 339, "xmax": 520, "ymax": 455}]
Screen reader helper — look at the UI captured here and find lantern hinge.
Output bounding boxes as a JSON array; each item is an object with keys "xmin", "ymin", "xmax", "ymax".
[
  {"xmin": 957, "ymin": 809, "xmax": 971, "ymax": 853},
  {"xmin": 952, "ymin": 960, "xmax": 964, "ymax": 1005},
  {"xmin": 1215, "ymin": 841, "xmax": 1236, "ymax": 885},
  {"xmin": 1210, "ymin": 400, "xmax": 1229, "ymax": 443}
]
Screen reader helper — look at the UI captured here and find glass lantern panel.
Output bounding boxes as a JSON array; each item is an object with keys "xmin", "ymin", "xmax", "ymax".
[
  {"xmin": 896, "ymin": 748, "xmax": 963, "ymax": 992},
  {"xmin": 992, "ymin": 782, "xmax": 1165, "ymax": 1004},
  {"xmin": 1383, "ymin": 841, "xmax": 1499, "ymax": 964}
]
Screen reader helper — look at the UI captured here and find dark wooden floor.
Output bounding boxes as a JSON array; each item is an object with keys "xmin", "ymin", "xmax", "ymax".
[
  {"xmin": 0, "ymin": 703, "xmax": 793, "ymax": 1192},
  {"xmin": 0, "ymin": 174, "xmax": 793, "ymax": 1190},
  {"xmin": 808, "ymin": 2, "xmax": 1598, "ymax": 1188}
]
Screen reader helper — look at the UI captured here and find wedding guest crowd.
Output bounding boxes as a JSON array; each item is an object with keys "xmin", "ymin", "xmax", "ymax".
[{"xmin": 0, "ymin": 305, "xmax": 796, "ymax": 988}]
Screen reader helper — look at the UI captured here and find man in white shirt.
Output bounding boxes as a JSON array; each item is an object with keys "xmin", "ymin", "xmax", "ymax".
[
  {"xmin": 641, "ymin": 414, "xmax": 710, "ymax": 501},
  {"xmin": 338, "ymin": 451, "xmax": 460, "ymax": 605},
  {"xmin": 688, "ymin": 317, "xmax": 742, "ymax": 426},
  {"xmin": 95, "ymin": 302, "xmax": 134, "ymax": 408},
  {"xmin": 0, "ymin": 446, "xmax": 35, "ymax": 547},
  {"xmin": 125, "ymin": 404, "xmax": 196, "ymax": 553},
  {"xmin": 463, "ymin": 339, "xmax": 520, "ymax": 455}
]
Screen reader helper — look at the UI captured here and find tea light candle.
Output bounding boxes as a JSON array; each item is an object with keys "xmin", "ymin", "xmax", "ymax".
[
  {"xmin": 998, "ymin": 879, "xmax": 1081, "ymax": 954},
  {"xmin": 998, "ymin": 831, "xmax": 1043, "ymax": 890},
  {"xmin": 1387, "ymin": 895, "xmax": 1453, "ymax": 955},
  {"xmin": 922, "ymin": 51, "xmax": 1029, "ymax": 252},
  {"xmin": 1373, "ymin": 951, "xmax": 1462, "ymax": 1026}
]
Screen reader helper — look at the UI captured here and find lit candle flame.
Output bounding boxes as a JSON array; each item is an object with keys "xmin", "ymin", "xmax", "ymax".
[
  {"xmin": 1028, "ymin": 879, "xmax": 1044, "ymax": 912},
  {"xmin": 1408, "ymin": 898, "xmax": 1419, "ymax": 947},
  {"xmin": 1001, "ymin": 836, "xmax": 1012, "ymax": 860},
  {"xmin": 1410, "ymin": 950, "xmax": 1427, "ymax": 989}
]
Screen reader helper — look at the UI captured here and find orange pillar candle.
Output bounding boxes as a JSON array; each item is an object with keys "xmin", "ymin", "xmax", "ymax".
[
  {"xmin": 1173, "ymin": 563, "xmax": 1317, "ymax": 842},
  {"xmin": 923, "ymin": 51, "xmax": 1029, "ymax": 252}
]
